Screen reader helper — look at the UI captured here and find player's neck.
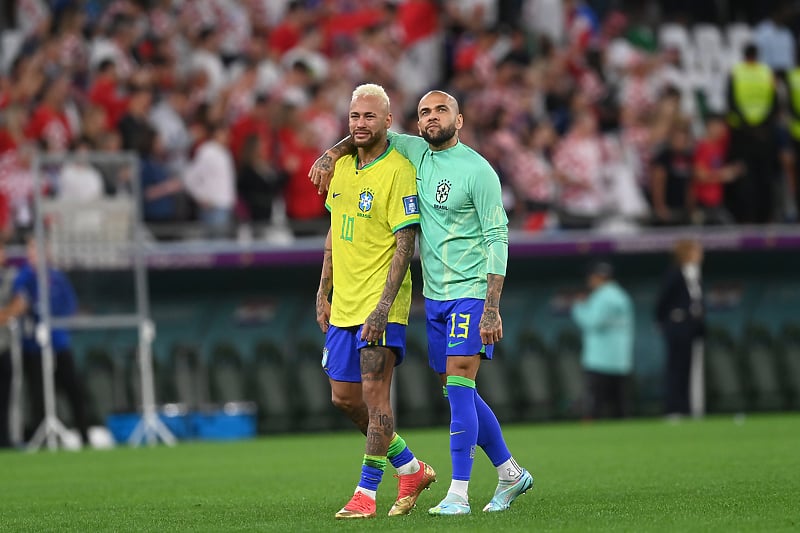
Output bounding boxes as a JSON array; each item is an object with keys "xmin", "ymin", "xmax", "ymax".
[{"xmin": 357, "ymin": 139, "xmax": 389, "ymax": 168}]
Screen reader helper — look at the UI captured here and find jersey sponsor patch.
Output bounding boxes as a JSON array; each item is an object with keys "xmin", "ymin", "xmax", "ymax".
[{"xmin": 403, "ymin": 195, "xmax": 419, "ymax": 215}]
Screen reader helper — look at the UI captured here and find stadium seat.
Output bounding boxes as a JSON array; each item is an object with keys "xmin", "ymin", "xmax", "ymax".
[
  {"xmin": 777, "ymin": 324, "xmax": 800, "ymax": 409},
  {"xmin": 514, "ymin": 330, "xmax": 554, "ymax": 421},
  {"xmin": 291, "ymin": 339, "xmax": 341, "ymax": 432},
  {"xmin": 208, "ymin": 343, "xmax": 248, "ymax": 404},
  {"xmin": 395, "ymin": 355, "xmax": 443, "ymax": 428},
  {"xmin": 552, "ymin": 329, "xmax": 585, "ymax": 419},
  {"xmin": 725, "ymin": 23, "xmax": 753, "ymax": 66},
  {"xmin": 740, "ymin": 324, "xmax": 784, "ymax": 411},
  {"xmin": 395, "ymin": 336, "xmax": 444, "ymax": 428},
  {"xmin": 692, "ymin": 24, "xmax": 728, "ymax": 74},
  {"xmin": 0, "ymin": 29, "xmax": 24, "ymax": 73},
  {"xmin": 704, "ymin": 327, "xmax": 746, "ymax": 413},
  {"xmin": 83, "ymin": 348, "xmax": 125, "ymax": 425},
  {"xmin": 163, "ymin": 344, "xmax": 209, "ymax": 410},
  {"xmin": 247, "ymin": 340, "xmax": 294, "ymax": 433},
  {"xmin": 658, "ymin": 23, "xmax": 693, "ymax": 68},
  {"xmin": 476, "ymin": 355, "xmax": 517, "ymax": 423}
]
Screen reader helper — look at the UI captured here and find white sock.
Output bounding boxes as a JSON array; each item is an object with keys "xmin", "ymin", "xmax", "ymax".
[
  {"xmin": 355, "ymin": 487, "xmax": 376, "ymax": 499},
  {"xmin": 395, "ymin": 458, "xmax": 420, "ymax": 476},
  {"xmin": 497, "ymin": 458, "xmax": 523, "ymax": 482},
  {"xmin": 447, "ymin": 480, "xmax": 469, "ymax": 501}
]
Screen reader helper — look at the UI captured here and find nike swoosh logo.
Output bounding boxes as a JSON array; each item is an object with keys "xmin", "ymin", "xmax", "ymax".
[
  {"xmin": 448, "ymin": 340, "xmax": 466, "ymax": 348},
  {"xmin": 332, "ymin": 192, "xmax": 341, "ymax": 198},
  {"xmin": 415, "ymin": 177, "xmax": 422, "ymax": 181},
  {"xmin": 450, "ymin": 430, "xmax": 465, "ymax": 436}
]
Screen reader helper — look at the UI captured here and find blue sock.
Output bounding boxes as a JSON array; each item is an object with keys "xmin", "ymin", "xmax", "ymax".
[
  {"xmin": 358, "ymin": 463, "xmax": 384, "ymax": 492},
  {"xmin": 475, "ymin": 391, "xmax": 512, "ymax": 467},
  {"xmin": 446, "ymin": 375, "xmax": 478, "ymax": 482}
]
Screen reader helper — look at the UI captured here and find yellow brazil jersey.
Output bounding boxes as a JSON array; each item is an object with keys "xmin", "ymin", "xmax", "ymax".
[{"xmin": 325, "ymin": 145, "xmax": 419, "ymax": 327}]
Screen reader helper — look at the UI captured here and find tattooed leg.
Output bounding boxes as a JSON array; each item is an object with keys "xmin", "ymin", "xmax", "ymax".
[{"xmin": 361, "ymin": 346, "xmax": 395, "ymax": 456}]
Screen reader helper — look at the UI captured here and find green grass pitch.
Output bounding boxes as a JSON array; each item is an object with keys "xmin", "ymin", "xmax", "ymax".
[{"xmin": 1, "ymin": 414, "xmax": 798, "ymax": 532}]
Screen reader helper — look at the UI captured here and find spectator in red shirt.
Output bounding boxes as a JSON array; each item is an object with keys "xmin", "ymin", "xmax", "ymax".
[
  {"xmin": 267, "ymin": 1, "xmax": 308, "ymax": 57},
  {"xmin": 25, "ymin": 74, "xmax": 74, "ymax": 151},
  {"xmin": 88, "ymin": 59, "xmax": 129, "ymax": 129},
  {"xmin": 280, "ymin": 118, "xmax": 326, "ymax": 233},
  {"xmin": 0, "ymin": 106, "xmax": 28, "ymax": 155},
  {"xmin": 692, "ymin": 114, "xmax": 742, "ymax": 225}
]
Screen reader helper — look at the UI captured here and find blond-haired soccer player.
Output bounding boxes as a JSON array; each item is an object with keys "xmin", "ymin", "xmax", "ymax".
[
  {"xmin": 311, "ymin": 90, "xmax": 533, "ymax": 516},
  {"xmin": 316, "ymin": 84, "xmax": 436, "ymax": 519}
]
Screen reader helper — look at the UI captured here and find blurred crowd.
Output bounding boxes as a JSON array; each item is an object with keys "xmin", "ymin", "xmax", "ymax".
[{"xmin": 1, "ymin": 0, "xmax": 800, "ymax": 242}]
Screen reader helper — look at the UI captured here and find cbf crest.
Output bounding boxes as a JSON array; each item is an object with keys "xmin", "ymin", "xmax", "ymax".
[
  {"xmin": 359, "ymin": 188, "xmax": 375, "ymax": 213},
  {"xmin": 436, "ymin": 180, "xmax": 451, "ymax": 204}
]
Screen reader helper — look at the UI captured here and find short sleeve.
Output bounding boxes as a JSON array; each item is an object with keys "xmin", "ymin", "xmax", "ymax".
[{"xmin": 386, "ymin": 160, "xmax": 420, "ymax": 233}]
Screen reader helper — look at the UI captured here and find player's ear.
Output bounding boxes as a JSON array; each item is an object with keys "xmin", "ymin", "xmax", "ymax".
[
  {"xmin": 386, "ymin": 112, "xmax": 393, "ymax": 129},
  {"xmin": 455, "ymin": 113, "xmax": 464, "ymax": 130}
]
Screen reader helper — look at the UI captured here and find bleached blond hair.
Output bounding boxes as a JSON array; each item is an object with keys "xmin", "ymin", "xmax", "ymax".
[{"xmin": 351, "ymin": 83, "xmax": 390, "ymax": 111}]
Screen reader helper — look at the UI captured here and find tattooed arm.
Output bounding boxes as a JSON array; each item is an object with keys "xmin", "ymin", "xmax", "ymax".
[
  {"xmin": 316, "ymin": 228, "xmax": 333, "ymax": 333},
  {"xmin": 308, "ymin": 135, "xmax": 356, "ymax": 195},
  {"xmin": 479, "ymin": 273, "xmax": 505, "ymax": 345},
  {"xmin": 361, "ymin": 225, "xmax": 417, "ymax": 342}
]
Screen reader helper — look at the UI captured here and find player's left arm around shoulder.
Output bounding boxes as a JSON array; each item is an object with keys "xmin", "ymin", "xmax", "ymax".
[{"xmin": 362, "ymin": 225, "xmax": 417, "ymax": 342}]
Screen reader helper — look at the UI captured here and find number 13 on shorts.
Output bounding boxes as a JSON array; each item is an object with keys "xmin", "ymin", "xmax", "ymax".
[{"xmin": 449, "ymin": 313, "xmax": 470, "ymax": 341}]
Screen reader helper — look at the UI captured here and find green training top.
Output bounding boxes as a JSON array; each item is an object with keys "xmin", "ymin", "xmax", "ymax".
[{"xmin": 388, "ymin": 131, "xmax": 509, "ymax": 301}]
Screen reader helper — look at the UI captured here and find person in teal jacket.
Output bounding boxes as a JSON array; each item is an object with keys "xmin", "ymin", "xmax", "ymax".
[{"xmin": 571, "ymin": 261, "xmax": 634, "ymax": 419}]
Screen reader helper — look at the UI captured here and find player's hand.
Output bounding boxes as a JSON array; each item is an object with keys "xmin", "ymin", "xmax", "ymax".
[
  {"xmin": 308, "ymin": 151, "xmax": 335, "ymax": 195},
  {"xmin": 479, "ymin": 308, "xmax": 503, "ymax": 345},
  {"xmin": 316, "ymin": 294, "xmax": 331, "ymax": 334},
  {"xmin": 361, "ymin": 306, "xmax": 389, "ymax": 342}
]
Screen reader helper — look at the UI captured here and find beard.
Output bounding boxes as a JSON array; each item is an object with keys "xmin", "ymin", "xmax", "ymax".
[
  {"xmin": 421, "ymin": 122, "xmax": 457, "ymax": 147},
  {"xmin": 352, "ymin": 130, "xmax": 380, "ymax": 148}
]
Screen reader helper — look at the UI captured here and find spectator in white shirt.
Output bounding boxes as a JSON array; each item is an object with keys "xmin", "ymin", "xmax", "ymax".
[
  {"xmin": 183, "ymin": 124, "xmax": 236, "ymax": 237},
  {"xmin": 58, "ymin": 138, "xmax": 104, "ymax": 202}
]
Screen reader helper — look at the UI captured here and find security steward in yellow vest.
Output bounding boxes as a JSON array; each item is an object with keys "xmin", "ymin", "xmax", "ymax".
[{"xmin": 726, "ymin": 43, "xmax": 777, "ymax": 224}]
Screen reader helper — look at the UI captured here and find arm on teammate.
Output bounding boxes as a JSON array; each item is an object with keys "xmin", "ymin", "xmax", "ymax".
[
  {"xmin": 361, "ymin": 225, "xmax": 417, "ymax": 342},
  {"xmin": 315, "ymin": 228, "xmax": 333, "ymax": 333},
  {"xmin": 308, "ymin": 135, "xmax": 355, "ymax": 195},
  {"xmin": 308, "ymin": 131, "xmax": 428, "ymax": 194}
]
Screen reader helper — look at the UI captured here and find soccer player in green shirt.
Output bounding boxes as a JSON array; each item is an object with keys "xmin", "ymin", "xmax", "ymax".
[
  {"xmin": 310, "ymin": 90, "xmax": 534, "ymax": 515},
  {"xmin": 316, "ymin": 84, "xmax": 436, "ymax": 519}
]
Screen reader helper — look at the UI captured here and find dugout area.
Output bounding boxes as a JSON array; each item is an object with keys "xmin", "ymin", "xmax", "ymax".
[{"xmin": 21, "ymin": 247, "xmax": 800, "ymax": 438}]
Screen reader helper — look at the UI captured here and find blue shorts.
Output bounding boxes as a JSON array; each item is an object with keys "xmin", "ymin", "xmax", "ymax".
[
  {"xmin": 425, "ymin": 298, "xmax": 494, "ymax": 374},
  {"xmin": 322, "ymin": 323, "xmax": 407, "ymax": 382}
]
